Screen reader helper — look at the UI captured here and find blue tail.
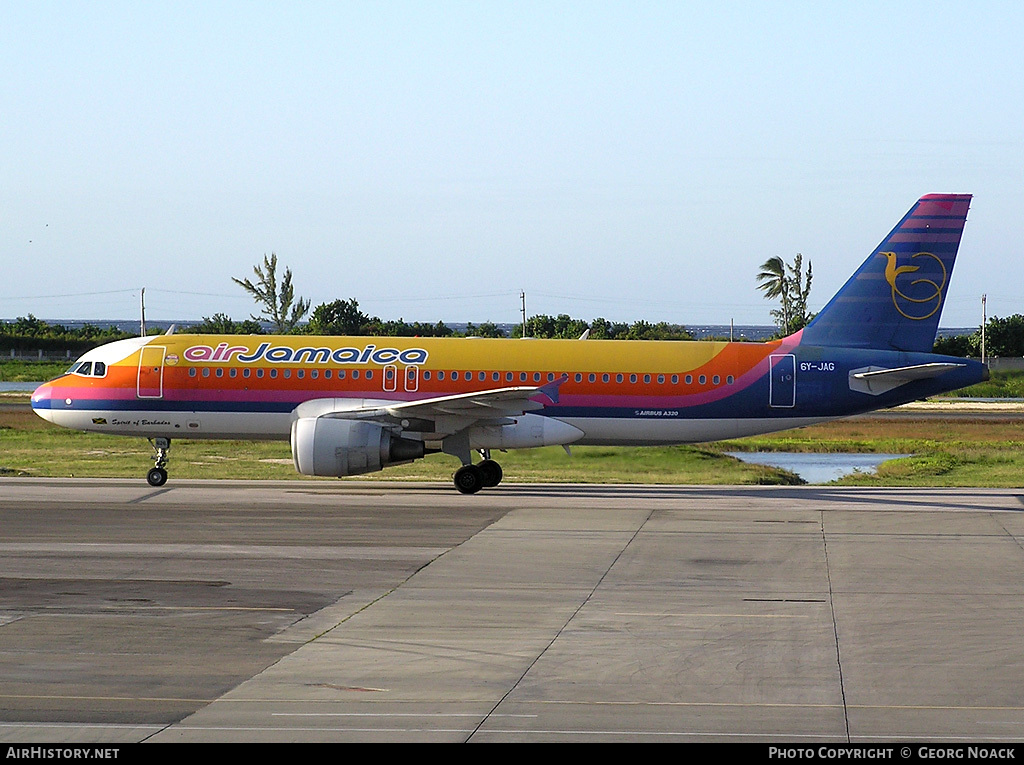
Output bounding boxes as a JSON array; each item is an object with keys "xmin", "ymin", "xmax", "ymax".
[{"xmin": 800, "ymin": 194, "xmax": 972, "ymax": 352}]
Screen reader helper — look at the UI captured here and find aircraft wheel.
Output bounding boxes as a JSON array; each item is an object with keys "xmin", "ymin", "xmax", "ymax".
[
  {"xmin": 147, "ymin": 467, "xmax": 168, "ymax": 487},
  {"xmin": 477, "ymin": 459, "xmax": 503, "ymax": 487},
  {"xmin": 454, "ymin": 464, "xmax": 483, "ymax": 494}
]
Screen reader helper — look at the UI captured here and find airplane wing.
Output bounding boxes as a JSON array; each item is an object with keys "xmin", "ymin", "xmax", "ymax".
[
  {"xmin": 292, "ymin": 376, "xmax": 567, "ymax": 435},
  {"xmin": 849, "ymin": 363, "xmax": 966, "ymax": 395}
]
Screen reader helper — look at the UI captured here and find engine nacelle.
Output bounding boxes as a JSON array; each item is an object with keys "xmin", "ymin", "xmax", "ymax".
[{"xmin": 291, "ymin": 417, "xmax": 425, "ymax": 477}]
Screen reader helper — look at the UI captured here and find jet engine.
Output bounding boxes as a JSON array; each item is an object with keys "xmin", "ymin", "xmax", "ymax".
[{"xmin": 291, "ymin": 417, "xmax": 425, "ymax": 477}]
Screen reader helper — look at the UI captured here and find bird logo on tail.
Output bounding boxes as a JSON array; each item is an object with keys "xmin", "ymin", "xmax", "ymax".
[{"xmin": 881, "ymin": 251, "xmax": 947, "ymax": 320}]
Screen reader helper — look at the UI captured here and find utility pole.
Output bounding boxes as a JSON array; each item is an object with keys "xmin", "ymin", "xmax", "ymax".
[
  {"xmin": 981, "ymin": 293, "xmax": 987, "ymax": 364},
  {"xmin": 140, "ymin": 287, "xmax": 147, "ymax": 337},
  {"xmin": 520, "ymin": 290, "xmax": 527, "ymax": 338}
]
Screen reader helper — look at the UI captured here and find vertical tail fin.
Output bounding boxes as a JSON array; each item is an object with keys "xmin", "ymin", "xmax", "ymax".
[{"xmin": 800, "ymin": 194, "xmax": 972, "ymax": 352}]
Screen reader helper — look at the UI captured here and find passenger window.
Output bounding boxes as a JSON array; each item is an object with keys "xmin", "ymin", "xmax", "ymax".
[
  {"xmin": 630, "ymin": 374, "xmax": 637, "ymax": 383},
  {"xmin": 602, "ymin": 373, "xmax": 609, "ymax": 383},
  {"xmin": 713, "ymin": 375, "xmax": 720, "ymax": 385},
  {"xmin": 699, "ymin": 375, "xmax": 707, "ymax": 384},
  {"xmin": 685, "ymin": 375, "xmax": 692, "ymax": 384},
  {"xmin": 353, "ymin": 370, "xmax": 360, "ymax": 379},
  {"xmin": 366, "ymin": 370, "xmax": 373, "ymax": 379}
]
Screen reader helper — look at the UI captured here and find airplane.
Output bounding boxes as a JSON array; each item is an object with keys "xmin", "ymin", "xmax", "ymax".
[{"xmin": 31, "ymin": 193, "xmax": 987, "ymax": 493}]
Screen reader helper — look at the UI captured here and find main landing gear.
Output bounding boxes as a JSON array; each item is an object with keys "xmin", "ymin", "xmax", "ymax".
[
  {"xmin": 453, "ymin": 451, "xmax": 504, "ymax": 495},
  {"xmin": 147, "ymin": 437, "xmax": 170, "ymax": 487}
]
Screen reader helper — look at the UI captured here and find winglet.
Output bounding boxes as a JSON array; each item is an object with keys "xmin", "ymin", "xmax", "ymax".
[{"xmin": 536, "ymin": 375, "xmax": 569, "ymax": 404}]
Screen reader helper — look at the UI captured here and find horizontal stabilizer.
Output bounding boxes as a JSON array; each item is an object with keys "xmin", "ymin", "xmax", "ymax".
[{"xmin": 849, "ymin": 362, "xmax": 965, "ymax": 396}]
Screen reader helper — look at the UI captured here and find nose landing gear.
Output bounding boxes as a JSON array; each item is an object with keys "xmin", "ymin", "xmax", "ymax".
[{"xmin": 146, "ymin": 438, "xmax": 170, "ymax": 487}]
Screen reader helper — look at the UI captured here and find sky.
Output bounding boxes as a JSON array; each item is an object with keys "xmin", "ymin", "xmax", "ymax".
[{"xmin": 2, "ymin": 1, "xmax": 1022, "ymax": 329}]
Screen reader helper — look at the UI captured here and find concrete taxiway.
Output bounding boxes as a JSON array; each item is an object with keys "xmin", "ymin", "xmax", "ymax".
[{"xmin": 1, "ymin": 478, "xmax": 1023, "ymax": 743}]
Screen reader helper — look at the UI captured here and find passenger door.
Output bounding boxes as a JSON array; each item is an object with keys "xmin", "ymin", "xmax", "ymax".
[
  {"xmin": 768, "ymin": 354, "xmax": 796, "ymax": 408},
  {"xmin": 137, "ymin": 345, "xmax": 165, "ymax": 399}
]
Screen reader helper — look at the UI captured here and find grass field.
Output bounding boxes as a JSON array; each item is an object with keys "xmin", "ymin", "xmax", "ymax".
[
  {"xmin": 0, "ymin": 360, "xmax": 68, "ymax": 382},
  {"xmin": 3, "ymin": 403, "xmax": 1022, "ymax": 487}
]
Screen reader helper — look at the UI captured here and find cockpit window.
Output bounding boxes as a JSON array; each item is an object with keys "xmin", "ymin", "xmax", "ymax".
[{"xmin": 67, "ymin": 360, "xmax": 107, "ymax": 378}]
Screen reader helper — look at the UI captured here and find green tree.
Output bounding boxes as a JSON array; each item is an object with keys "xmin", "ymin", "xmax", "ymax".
[
  {"xmin": 307, "ymin": 299, "xmax": 372, "ymax": 335},
  {"xmin": 465, "ymin": 321, "xmax": 506, "ymax": 338},
  {"xmin": 757, "ymin": 253, "xmax": 813, "ymax": 335},
  {"xmin": 586, "ymin": 317, "xmax": 630, "ymax": 340},
  {"xmin": 232, "ymin": 253, "xmax": 310, "ymax": 333},
  {"xmin": 983, "ymin": 315, "xmax": 1024, "ymax": 357},
  {"xmin": 623, "ymin": 320, "xmax": 694, "ymax": 340},
  {"xmin": 191, "ymin": 313, "xmax": 264, "ymax": 334},
  {"xmin": 933, "ymin": 333, "xmax": 976, "ymax": 357},
  {"xmin": 517, "ymin": 314, "xmax": 591, "ymax": 339},
  {"xmin": 511, "ymin": 314, "xmax": 692, "ymax": 340}
]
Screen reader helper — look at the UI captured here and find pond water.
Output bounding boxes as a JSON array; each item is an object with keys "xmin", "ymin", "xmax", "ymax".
[{"xmin": 726, "ymin": 452, "xmax": 911, "ymax": 484}]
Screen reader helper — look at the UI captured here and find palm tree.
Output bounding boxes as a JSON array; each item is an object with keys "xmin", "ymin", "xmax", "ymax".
[
  {"xmin": 757, "ymin": 254, "xmax": 813, "ymax": 335},
  {"xmin": 756, "ymin": 256, "xmax": 790, "ymax": 331}
]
